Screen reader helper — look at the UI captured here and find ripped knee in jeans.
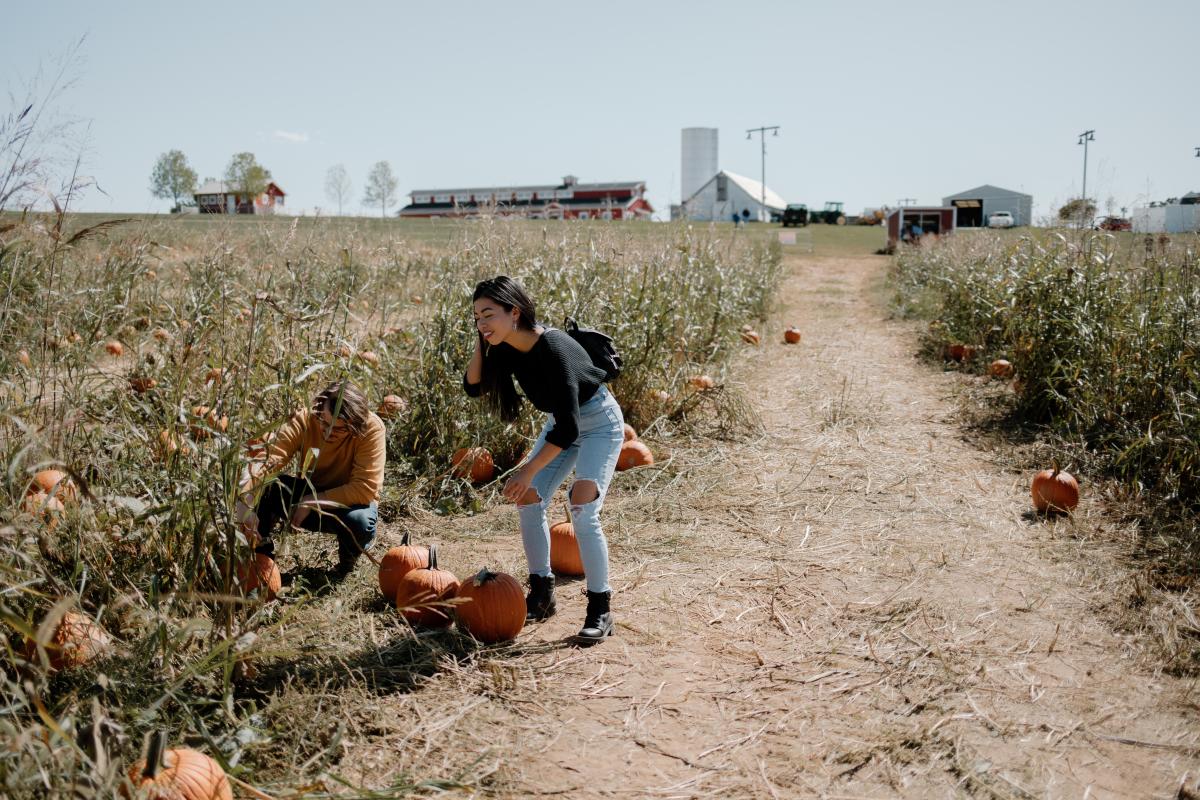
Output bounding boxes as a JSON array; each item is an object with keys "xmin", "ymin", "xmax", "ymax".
[
  {"xmin": 517, "ymin": 487, "xmax": 543, "ymax": 508},
  {"xmin": 569, "ymin": 480, "xmax": 600, "ymax": 511}
]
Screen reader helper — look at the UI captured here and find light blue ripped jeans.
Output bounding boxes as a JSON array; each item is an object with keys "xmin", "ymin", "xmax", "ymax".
[{"xmin": 518, "ymin": 385, "xmax": 624, "ymax": 593}]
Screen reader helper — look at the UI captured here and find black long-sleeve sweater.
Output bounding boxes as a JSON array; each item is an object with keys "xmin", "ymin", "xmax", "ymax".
[{"xmin": 463, "ymin": 329, "xmax": 606, "ymax": 449}]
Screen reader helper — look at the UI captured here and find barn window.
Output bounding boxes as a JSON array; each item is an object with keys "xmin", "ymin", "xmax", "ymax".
[{"xmin": 716, "ymin": 175, "xmax": 728, "ymax": 201}]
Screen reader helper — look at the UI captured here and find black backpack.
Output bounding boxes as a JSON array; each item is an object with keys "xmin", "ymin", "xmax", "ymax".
[{"xmin": 563, "ymin": 316, "xmax": 622, "ymax": 382}]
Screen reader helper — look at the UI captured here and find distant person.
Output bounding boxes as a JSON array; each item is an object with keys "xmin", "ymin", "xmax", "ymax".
[
  {"xmin": 237, "ymin": 380, "xmax": 385, "ymax": 581},
  {"xmin": 463, "ymin": 276, "xmax": 623, "ymax": 644},
  {"xmin": 911, "ymin": 222, "xmax": 924, "ymax": 243}
]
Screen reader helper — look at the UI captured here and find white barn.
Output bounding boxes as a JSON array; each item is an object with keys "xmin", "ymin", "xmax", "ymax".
[
  {"xmin": 681, "ymin": 170, "xmax": 787, "ymax": 223},
  {"xmin": 942, "ymin": 184, "xmax": 1032, "ymax": 228}
]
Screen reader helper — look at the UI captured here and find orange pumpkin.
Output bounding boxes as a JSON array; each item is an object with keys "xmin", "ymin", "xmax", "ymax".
[
  {"xmin": 622, "ymin": 423, "xmax": 637, "ymax": 442},
  {"xmin": 125, "ymin": 731, "xmax": 232, "ymax": 800},
  {"xmin": 237, "ymin": 553, "xmax": 281, "ymax": 600},
  {"xmin": 104, "ymin": 340, "xmax": 124, "ymax": 357},
  {"xmin": 989, "ymin": 359, "xmax": 1013, "ymax": 378},
  {"xmin": 336, "ymin": 343, "xmax": 353, "ymax": 358},
  {"xmin": 157, "ymin": 429, "xmax": 194, "ymax": 461},
  {"xmin": 961, "ymin": 345, "xmax": 978, "ymax": 361},
  {"xmin": 1031, "ymin": 465, "xmax": 1080, "ymax": 514},
  {"xmin": 129, "ymin": 375, "xmax": 157, "ymax": 394},
  {"xmin": 784, "ymin": 326, "xmax": 802, "ymax": 345},
  {"xmin": 152, "ymin": 327, "xmax": 172, "ymax": 342},
  {"xmin": 203, "ymin": 367, "xmax": 225, "ymax": 386},
  {"xmin": 452, "ymin": 447, "xmax": 495, "ymax": 483},
  {"xmin": 740, "ymin": 330, "xmax": 761, "ymax": 345},
  {"xmin": 27, "ymin": 469, "xmax": 79, "ymax": 503},
  {"xmin": 550, "ymin": 518, "xmax": 585, "ymax": 576},
  {"xmin": 17, "ymin": 349, "xmax": 30, "ymax": 366},
  {"xmin": 378, "ymin": 532, "xmax": 429, "ymax": 602},
  {"xmin": 395, "ymin": 545, "xmax": 460, "ymax": 628},
  {"xmin": 617, "ymin": 441, "xmax": 654, "ymax": 471},
  {"xmin": 454, "ymin": 568, "xmax": 526, "ymax": 643},
  {"xmin": 946, "ymin": 343, "xmax": 966, "ymax": 361},
  {"xmin": 25, "ymin": 610, "xmax": 112, "ymax": 672},
  {"xmin": 357, "ymin": 350, "xmax": 380, "ymax": 366},
  {"xmin": 189, "ymin": 406, "xmax": 229, "ymax": 439},
  {"xmin": 378, "ymin": 394, "xmax": 408, "ymax": 419},
  {"xmin": 688, "ymin": 375, "xmax": 715, "ymax": 390},
  {"xmin": 22, "ymin": 492, "xmax": 65, "ymax": 529}
]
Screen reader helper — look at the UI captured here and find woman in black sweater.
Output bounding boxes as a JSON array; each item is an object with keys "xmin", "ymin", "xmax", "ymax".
[{"xmin": 464, "ymin": 276, "xmax": 623, "ymax": 643}]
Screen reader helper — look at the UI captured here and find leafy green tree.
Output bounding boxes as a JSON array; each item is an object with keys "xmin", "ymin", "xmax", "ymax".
[
  {"xmin": 224, "ymin": 152, "xmax": 271, "ymax": 203},
  {"xmin": 149, "ymin": 150, "xmax": 197, "ymax": 212},
  {"xmin": 1058, "ymin": 197, "xmax": 1096, "ymax": 226},
  {"xmin": 363, "ymin": 161, "xmax": 398, "ymax": 218}
]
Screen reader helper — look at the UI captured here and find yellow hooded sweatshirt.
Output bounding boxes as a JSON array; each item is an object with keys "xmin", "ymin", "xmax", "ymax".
[{"xmin": 255, "ymin": 408, "xmax": 386, "ymax": 507}]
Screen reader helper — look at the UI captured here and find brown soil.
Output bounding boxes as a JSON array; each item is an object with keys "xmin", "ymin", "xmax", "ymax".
[{"xmin": 289, "ymin": 251, "xmax": 1200, "ymax": 798}]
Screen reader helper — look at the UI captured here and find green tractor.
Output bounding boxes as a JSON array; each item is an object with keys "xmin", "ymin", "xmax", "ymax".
[{"xmin": 811, "ymin": 201, "xmax": 846, "ymax": 225}]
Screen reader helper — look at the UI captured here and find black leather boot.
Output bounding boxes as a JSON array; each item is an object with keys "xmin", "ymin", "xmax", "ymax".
[
  {"xmin": 526, "ymin": 574, "xmax": 556, "ymax": 621},
  {"xmin": 576, "ymin": 590, "xmax": 614, "ymax": 643}
]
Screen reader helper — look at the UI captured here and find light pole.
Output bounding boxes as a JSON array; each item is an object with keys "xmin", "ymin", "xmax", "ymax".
[
  {"xmin": 746, "ymin": 125, "xmax": 779, "ymax": 222},
  {"xmin": 1077, "ymin": 129, "xmax": 1095, "ymax": 205}
]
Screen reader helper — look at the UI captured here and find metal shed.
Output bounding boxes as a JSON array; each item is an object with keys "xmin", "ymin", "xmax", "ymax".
[{"xmin": 942, "ymin": 184, "xmax": 1032, "ymax": 227}]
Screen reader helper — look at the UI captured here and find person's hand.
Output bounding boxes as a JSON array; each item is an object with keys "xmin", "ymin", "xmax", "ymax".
[
  {"xmin": 289, "ymin": 499, "xmax": 315, "ymax": 528},
  {"xmin": 502, "ymin": 466, "xmax": 535, "ymax": 504}
]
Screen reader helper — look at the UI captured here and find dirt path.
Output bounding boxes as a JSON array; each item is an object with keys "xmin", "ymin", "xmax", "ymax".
[{"xmin": 348, "ymin": 251, "xmax": 1200, "ymax": 798}]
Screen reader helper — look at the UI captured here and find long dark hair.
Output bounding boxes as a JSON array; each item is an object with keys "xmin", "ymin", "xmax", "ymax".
[{"xmin": 473, "ymin": 276, "xmax": 537, "ymax": 422}]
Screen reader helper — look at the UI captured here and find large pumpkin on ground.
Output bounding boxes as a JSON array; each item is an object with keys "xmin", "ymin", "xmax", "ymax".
[
  {"xmin": 622, "ymin": 423, "xmax": 638, "ymax": 442},
  {"xmin": 451, "ymin": 447, "xmax": 495, "ymax": 483},
  {"xmin": 378, "ymin": 394, "xmax": 408, "ymax": 420},
  {"xmin": 124, "ymin": 731, "xmax": 232, "ymax": 800},
  {"xmin": 1031, "ymin": 465, "xmax": 1080, "ymax": 514},
  {"xmin": 21, "ymin": 492, "xmax": 65, "ymax": 530},
  {"xmin": 378, "ymin": 532, "xmax": 429, "ymax": 601},
  {"xmin": 550, "ymin": 518, "xmax": 585, "ymax": 576},
  {"xmin": 25, "ymin": 610, "xmax": 112, "ymax": 672},
  {"xmin": 395, "ymin": 545, "xmax": 460, "ymax": 628},
  {"xmin": 28, "ymin": 469, "xmax": 78, "ymax": 503},
  {"xmin": 617, "ymin": 441, "xmax": 654, "ymax": 471},
  {"xmin": 989, "ymin": 359, "xmax": 1013, "ymax": 378},
  {"xmin": 237, "ymin": 553, "xmax": 281, "ymax": 600},
  {"xmin": 784, "ymin": 326, "xmax": 802, "ymax": 345},
  {"xmin": 455, "ymin": 568, "xmax": 526, "ymax": 643}
]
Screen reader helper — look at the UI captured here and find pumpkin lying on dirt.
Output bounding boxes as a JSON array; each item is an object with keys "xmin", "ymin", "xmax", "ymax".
[
  {"xmin": 455, "ymin": 568, "xmax": 526, "ymax": 643},
  {"xmin": 395, "ymin": 545, "xmax": 460, "ymax": 628},
  {"xmin": 452, "ymin": 447, "xmax": 495, "ymax": 483},
  {"xmin": 1031, "ymin": 464, "xmax": 1080, "ymax": 514},
  {"xmin": 378, "ymin": 532, "xmax": 429, "ymax": 602}
]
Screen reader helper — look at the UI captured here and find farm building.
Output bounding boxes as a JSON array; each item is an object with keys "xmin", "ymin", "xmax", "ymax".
[
  {"xmin": 396, "ymin": 175, "xmax": 653, "ymax": 220},
  {"xmin": 885, "ymin": 207, "xmax": 956, "ymax": 250},
  {"xmin": 193, "ymin": 181, "xmax": 285, "ymax": 215},
  {"xmin": 942, "ymin": 184, "xmax": 1032, "ymax": 227},
  {"xmin": 680, "ymin": 170, "xmax": 786, "ymax": 223},
  {"xmin": 1132, "ymin": 192, "xmax": 1200, "ymax": 233}
]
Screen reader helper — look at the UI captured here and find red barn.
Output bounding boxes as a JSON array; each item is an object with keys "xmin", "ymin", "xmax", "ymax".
[
  {"xmin": 194, "ymin": 180, "xmax": 286, "ymax": 214},
  {"xmin": 885, "ymin": 206, "xmax": 956, "ymax": 250},
  {"xmin": 398, "ymin": 175, "xmax": 653, "ymax": 220}
]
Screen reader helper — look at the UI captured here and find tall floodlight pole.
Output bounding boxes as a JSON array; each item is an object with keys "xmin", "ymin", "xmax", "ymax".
[{"xmin": 747, "ymin": 125, "xmax": 780, "ymax": 221}]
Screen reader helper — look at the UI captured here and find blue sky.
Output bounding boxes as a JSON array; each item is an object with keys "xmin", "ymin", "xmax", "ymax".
[{"xmin": 4, "ymin": 0, "xmax": 1197, "ymax": 221}]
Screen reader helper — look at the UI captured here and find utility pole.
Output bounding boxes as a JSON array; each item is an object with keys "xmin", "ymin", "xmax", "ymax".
[
  {"xmin": 1077, "ymin": 129, "xmax": 1095, "ymax": 205},
  {"xmin": 746, "ymin": 125, "xmax": 780, "ymax": 221},
  {"xmin": 898, "ymin": 198, "xmax": 916, "ymax": 207}
]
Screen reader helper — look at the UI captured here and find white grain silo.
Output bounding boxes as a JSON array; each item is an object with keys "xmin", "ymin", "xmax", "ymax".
[{"xmin": 681, "ymin": 128, "xmax": 718, "ymax": 205}]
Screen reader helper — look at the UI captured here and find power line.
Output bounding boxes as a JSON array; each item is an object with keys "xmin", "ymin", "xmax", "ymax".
[{"xmin": 746, "ymin": 126, "xmax": 780, "ymax": 222}]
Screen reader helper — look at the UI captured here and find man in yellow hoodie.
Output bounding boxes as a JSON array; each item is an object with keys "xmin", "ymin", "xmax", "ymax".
[{"xmin": 238, "ymin": 380, "xmax": 386, "ymax": 580}]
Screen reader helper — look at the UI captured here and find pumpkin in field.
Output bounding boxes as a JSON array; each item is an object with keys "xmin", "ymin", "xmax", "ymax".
[
  {"xmin": 27, "ymin": 469, "xmax": 79, "ymax": 503},
  {"xmin": 378, "ymin": 532, "xmax": 429, "ymax": 601},
  {"xmin": 550, "ymin": 518, "xmax": 585, "ymax": 576},
  {"xmin": 622, "ymin": 423, "xmax": 637, "ymax": 442},
  {"xmin": 395, "ymin": 545, "xmax": 460, "ymax": 628},
  {"xmin": 357, "ymin": 350, "xmax": 380, "ymax": 367},
  {"xmin": 946, "ymin": 343, "xmax": 966, "ymax": 361},
  {"xmin": 129, "ymin": 375, "xmax": 157, "ymax": 394},
  {"xmin": 203, "ymin": 367, "xmax": 226, "ymax": 386},
  {"xmin": 784, "ymin": 326, "xmax": 802, "ymax": 345},
  {"xmin": 237, "ymin": 553, "xmax": 281, "ymax": 600},
  {"xmin": 22, "ymin": 492, "xmax": 65, "ymax": 529},
  {"xmin": 651, "ymin": 389, "xmax": 671, "ymax": 404},
  {"xmin": 17, "ymin": 349, "xmax": 30, "ymax": 366},
  {"xmin": 617, "ymin": 441, "xmax": 654, "ymax": 471},
  {"xmin": 989, "ymin": 359, "xmax": 1013, "ymax": 378},
  {"xmin": 125, "ymin": 730, "xmax": 232, "ymax": 800},
  {"xmin": 189, "ymin": 406, "xmax": 229, "ymax": 439},
  {"xmin": 961, "ymin": 345, "xmax": 978, "ymax": 361},
  {"xmin": 152, "ymin": 327, "xmax": 171, "ymax": 342},
  {"xmin": 377, "ymin": 394, "xmax": 408, "ymax": 419},
  {"xmin": 740, "ymin": 329, "xmax": 761, "ymax": 345},
  {"xmin": 1031, "ymin": 465, "xmax": 1080, "ymax": 514},
  {"xmin": 104, "ymin": 340, "xmax": 124, "ymax": 357},
  {"xmin": 25, "ymin": 610, "xmax": 112, "ymax": 672},
  {"xmin": 688, "ymin": 375, "xmax": 715, "ymax": 390},
  {"xmin": 455, "ymin": 568, "xmax": 526, "ymax": 643},
  {"xmin": 452, "ymin": 447, "xmax": 495, "ymax": 483},
  {"xmin": 157, "ymin": 429, "xmax": 194, "ymax": 461}
]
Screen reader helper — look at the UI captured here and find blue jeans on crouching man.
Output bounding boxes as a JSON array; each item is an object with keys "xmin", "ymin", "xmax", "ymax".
[
  {"xmin": 518, "ymin": 385, "xmax": 624, "ymax": 593},
  {"xmin": 253, "ymin": 474, "xmax": 377, "ymax": 566}
]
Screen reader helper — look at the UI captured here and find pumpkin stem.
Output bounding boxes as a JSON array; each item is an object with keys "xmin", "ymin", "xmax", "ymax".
[
  {"xmin": 400, "ymin": 531, "xmax": 410, "ymax": 546},
  {"xmin": 142, "ymin": 729, "xmax": 167, "ymax": 779},
  {"xmin": 1051, "ymin": 458, "xmax": 1060, "ymax": 476},
  {"xmin": 473, "ymin": 566, "xmax": 494, "ymax": 586},
  {"xmin": 428, "ymin": 544, "xmax": 438, "ymax": 571}
]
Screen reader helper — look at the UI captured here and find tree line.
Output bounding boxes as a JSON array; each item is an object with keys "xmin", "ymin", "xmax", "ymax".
[{"xmin": 150, "ymin": 150, "xmax": 400, "ymax": 217}]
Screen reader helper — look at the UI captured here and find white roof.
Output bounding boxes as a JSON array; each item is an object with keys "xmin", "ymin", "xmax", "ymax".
[
  {"xmin": 195, "ymin": 180, "xmax": 229, "ymax": 194},
  {"xmin": 685, "ymin": 170, "xmax": 787, "ymax": 211}
]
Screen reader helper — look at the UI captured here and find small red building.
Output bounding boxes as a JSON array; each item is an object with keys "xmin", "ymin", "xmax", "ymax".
[
  {"xmin": 194, "ymin": 180, "xmax": 286, "ymax": 214},
  {"xmin": 885, "ymin": 206, "xmax": 956, "ymax": 250},
  {"xmin": 398, "ymin": 175, "xmax": 653, "ymax": 220}
]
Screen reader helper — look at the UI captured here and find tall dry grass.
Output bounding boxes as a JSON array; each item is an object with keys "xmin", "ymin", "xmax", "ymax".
[{"xmin": 0, "ymin": 210, "xmax": 781, "ymax": 797}]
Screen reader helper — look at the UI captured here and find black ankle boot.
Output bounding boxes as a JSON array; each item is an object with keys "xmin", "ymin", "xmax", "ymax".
[
  {"xmin": 526, "ymin": 574, "xmax": 556, "ymax": 621},
  {"xmin": 576, "ymin": 590, "xmax": 614, "ymax": 643}
]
